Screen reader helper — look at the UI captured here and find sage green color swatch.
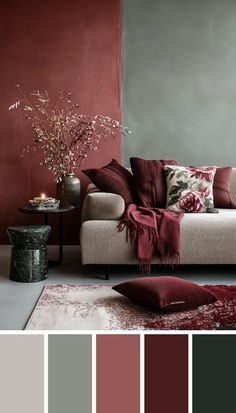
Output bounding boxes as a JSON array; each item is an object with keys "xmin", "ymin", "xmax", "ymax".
[
  {"xmin": 0, "ymin": 335, "xmax": 44, "ymax": 413},
  {"xmin": 48, "ymin": 335, "xmax": 92, "ymax": 413}
]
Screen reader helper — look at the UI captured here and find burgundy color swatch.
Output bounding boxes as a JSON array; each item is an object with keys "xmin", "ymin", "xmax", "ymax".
[
  {"xmin": 145, "ymin": 335, "xmax": 188, "ymax": 413},
  {"xmin": 97, "ymin": 335, "xmax": 140, "ymax": 413}
]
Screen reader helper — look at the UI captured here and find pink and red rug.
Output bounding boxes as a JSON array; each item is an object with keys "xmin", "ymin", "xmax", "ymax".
[{"xmin": 25, "ymin": 284, "xmax": 236, "ymax": 330}]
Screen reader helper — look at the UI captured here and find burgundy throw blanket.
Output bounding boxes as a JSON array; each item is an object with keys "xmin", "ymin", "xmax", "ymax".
[{"xmin": 118, "ymin": 204, "xmax": 183, "ymax": 273}]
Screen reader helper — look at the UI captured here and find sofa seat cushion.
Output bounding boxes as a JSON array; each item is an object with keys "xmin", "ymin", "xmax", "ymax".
[
  {"xmin": 180, "ymin": 208, "xmax": 236, "ymax": 263},
  {"xmin": 80, "ymin": 209, "xmax": 236, "ymax": 265}
]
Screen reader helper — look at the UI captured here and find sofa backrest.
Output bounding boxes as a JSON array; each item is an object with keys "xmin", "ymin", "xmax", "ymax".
[{"xmin": 86, "ymin": 167, "xmax": 236, "ymax": 205}]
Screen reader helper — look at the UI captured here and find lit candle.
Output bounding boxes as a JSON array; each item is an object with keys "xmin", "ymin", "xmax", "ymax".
[
  {"xmin": 33, "ymin": 193, "xmax": 49, "ymax": 202},
  {"xmin": 28, "ymin": 193, "xmax": 59, "ymax": 209}
]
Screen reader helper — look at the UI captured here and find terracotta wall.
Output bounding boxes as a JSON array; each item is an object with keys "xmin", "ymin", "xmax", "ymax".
[{"xmin": 0, "ymin": 0, "xmax": 121, "ymax": 244}]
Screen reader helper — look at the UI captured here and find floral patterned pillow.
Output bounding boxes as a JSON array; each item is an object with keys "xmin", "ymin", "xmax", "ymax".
[{"xmin": 164, "ymin": 165, "xmax": 217, "ymax": 213}]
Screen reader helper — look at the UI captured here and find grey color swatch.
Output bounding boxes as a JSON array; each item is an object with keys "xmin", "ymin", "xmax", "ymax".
[
  {"xmin": 48, "ymin": 335, "xmax": 92, "ymax": 413},
  {"xmin": 0, "ymin": 335, "xmax": 44, "ymax": 413},
  {"xmin": 123, "ymin": 0, "xmax": 236, "ymax": 165}
]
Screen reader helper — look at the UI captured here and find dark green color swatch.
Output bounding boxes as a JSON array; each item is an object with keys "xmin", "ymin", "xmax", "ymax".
[
  {"xmin": 48, "ymin": 335, "xmax": 92, "ymax": 413},
  {"xmin": 193, "ymin": 335, "xmax": 236, "ymax": 413}
]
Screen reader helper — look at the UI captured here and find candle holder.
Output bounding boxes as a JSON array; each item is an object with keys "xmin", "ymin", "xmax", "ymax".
[{"xmin": 28, "ymin": 194, "xmax": 60, "ymax": 210}]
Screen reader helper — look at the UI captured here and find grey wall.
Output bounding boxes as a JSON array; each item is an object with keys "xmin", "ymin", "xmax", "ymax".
[{"xmin": 123, "ymin": 0, "xmax": 236, "ymax": 165}]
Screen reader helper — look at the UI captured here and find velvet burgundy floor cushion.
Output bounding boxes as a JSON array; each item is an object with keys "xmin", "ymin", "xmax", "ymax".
[
  {"xmin": 83, "ymin": 159, "xmax": 134, "ymax": 205},
  {"xmin": 130, "ymin": 157, "xmax": 177, "ymax": 208},
  {"xmin": 213, "ymin": 167, "xmax": 235, "ymax": 208},
  {"xmin": 113, "ymin": 276, "xmax": 217, "ymax": 312}
]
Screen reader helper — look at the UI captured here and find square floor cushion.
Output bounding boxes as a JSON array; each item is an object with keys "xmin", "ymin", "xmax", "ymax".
[{"xmin": 113, "ymin": 276, "xmax": 217, "ymax": 312}]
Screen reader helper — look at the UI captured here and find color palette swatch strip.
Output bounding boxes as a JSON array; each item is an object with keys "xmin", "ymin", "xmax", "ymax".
[
  {"xmin": 0, "ymin": 334, "xmax": 235, "ymax": 412},
  {"xmin": 97, "ymin": 334, "xmax": 140, "ymax": 413}
]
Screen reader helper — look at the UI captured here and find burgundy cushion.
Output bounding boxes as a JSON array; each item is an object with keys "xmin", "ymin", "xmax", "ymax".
[
  {"xmin": 113, "ymin": 276, "xmax": 217, "ymax": 312},
  {"xmin": 82, "ymin": 159, "xmax": 134, "ymax": 205},
  {"xmin": 130, "ymin": 157, "xmax": 177, "ymax": 208},
  {"xmin": 213, "ymin": 167, "xmax": 235, "ymax": 208}
]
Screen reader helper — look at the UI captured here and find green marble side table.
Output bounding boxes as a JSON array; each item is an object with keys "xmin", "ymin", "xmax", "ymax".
[{"xmin": 7, "ymin": 225, "xmax": 51, "ymax": 283}]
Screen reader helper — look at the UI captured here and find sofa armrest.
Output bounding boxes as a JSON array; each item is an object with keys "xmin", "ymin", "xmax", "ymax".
[{"xmin": 82, "ymin": 192, "xmax": 125, "ymax": 221}]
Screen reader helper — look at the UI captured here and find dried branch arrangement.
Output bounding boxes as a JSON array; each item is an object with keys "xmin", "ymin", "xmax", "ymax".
[{"xmin": 9, "ymin": 85, "xmax": 130, "ymax": 181}]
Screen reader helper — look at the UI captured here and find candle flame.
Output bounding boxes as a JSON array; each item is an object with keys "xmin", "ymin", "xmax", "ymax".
[{"xmin": 41, "ymin": 193, "xmax": 46, "ymax": 199}]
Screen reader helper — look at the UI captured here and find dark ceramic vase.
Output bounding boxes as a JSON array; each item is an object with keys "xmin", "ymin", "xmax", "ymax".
[{"xmin": 56, "ymin": 174, "xmax": 80, "ymax": 207}]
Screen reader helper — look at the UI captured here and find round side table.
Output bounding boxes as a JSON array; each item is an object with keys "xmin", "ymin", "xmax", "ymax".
[
  {"xmin": 18, "ymin": 206, "xmax": 75, "ymax": 265},
  {"xmin": 7, "ymin": 225, "xmax": 51, "ymax": 283}
]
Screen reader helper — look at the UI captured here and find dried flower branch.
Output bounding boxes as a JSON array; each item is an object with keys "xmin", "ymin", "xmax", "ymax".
[{"xmin": 9, "ymin": 85, "xmax": 130, "ymax": 181}]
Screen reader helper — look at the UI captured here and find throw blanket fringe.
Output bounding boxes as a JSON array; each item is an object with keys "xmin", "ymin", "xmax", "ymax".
[
  {"xmin": 118, "ymin": 204, "xmax": 183, "ymax": 273},
  {"xmin": 118, "ymin": 222, "xmax": 158, "ymax": 244}
]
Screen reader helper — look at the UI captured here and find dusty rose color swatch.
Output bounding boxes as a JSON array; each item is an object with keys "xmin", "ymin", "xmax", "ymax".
[
  {"xmin": 0, "ymin": 335, "xmax": 44, "ymax": 413},
  {"xmin": 145, "ymin": 335, "xmax": 188, "ymax": 413},
  {"xmin": 97, "ymin": 335, "xmax": 140, "ymax": 413}
]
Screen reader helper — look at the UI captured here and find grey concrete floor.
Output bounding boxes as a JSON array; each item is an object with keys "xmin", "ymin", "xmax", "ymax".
[{"xmin": 0, "ymin": 245, "xmax": 236, "ymax": 330}]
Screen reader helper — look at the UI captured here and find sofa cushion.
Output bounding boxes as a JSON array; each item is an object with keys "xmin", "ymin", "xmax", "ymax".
[
  {"xmin": 213, "ymin": 167, "xmax": 235, "ymax": 208},
  {"xmin": 82, "ymin": 159, "xmax": 134, "ymax": 205},
  {"xmin": 113, "ymin": 276, "xmax": 217, "ymax": 311},
  {"xmin": 81, "ymin": 208, "xmax": 236, "ymax": 265},
  {"xmin": 130, "ymin": 157, "xmax": 177, "ymax": 208},
  {"xmin": 165, "ymin": 165, "xmax": 216, "ymax": 212},
  {"xmin": 230, "ymin": 169, "xmax": 236, "ymax": 204},
  {"xmin": 80, "ymin": 208, "xmax": 236, "ymax": 262}
]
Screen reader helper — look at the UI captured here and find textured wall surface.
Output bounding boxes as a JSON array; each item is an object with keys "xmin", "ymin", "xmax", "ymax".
[
  {"xmin": 123, "ymin": 0, "xmax": 236, "ymax": 165},
  {"xmin": 0, "ymin": 0, "xmax": 121, "ymax": 244}
]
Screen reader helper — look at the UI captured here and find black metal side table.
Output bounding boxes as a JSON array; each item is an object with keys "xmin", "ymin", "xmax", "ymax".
[{"xmin": 19, "ymin": 206, "xmax": 75, "ymax": 265}]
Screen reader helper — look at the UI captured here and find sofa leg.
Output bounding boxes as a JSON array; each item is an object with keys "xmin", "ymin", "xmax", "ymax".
[{"xmin": 105, "ymin": 265, "xmax": 110, "ymax": 280}]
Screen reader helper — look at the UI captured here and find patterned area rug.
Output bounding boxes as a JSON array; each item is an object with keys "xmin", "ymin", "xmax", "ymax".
[{"xmin": 25, "ymin": 284, "xmax": 236, "ymax": 330}]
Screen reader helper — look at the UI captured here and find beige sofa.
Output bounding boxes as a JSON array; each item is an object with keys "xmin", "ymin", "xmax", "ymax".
[{"xmin": 80, "ymin": 168, "xmax": 236, "ymax": 277}]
